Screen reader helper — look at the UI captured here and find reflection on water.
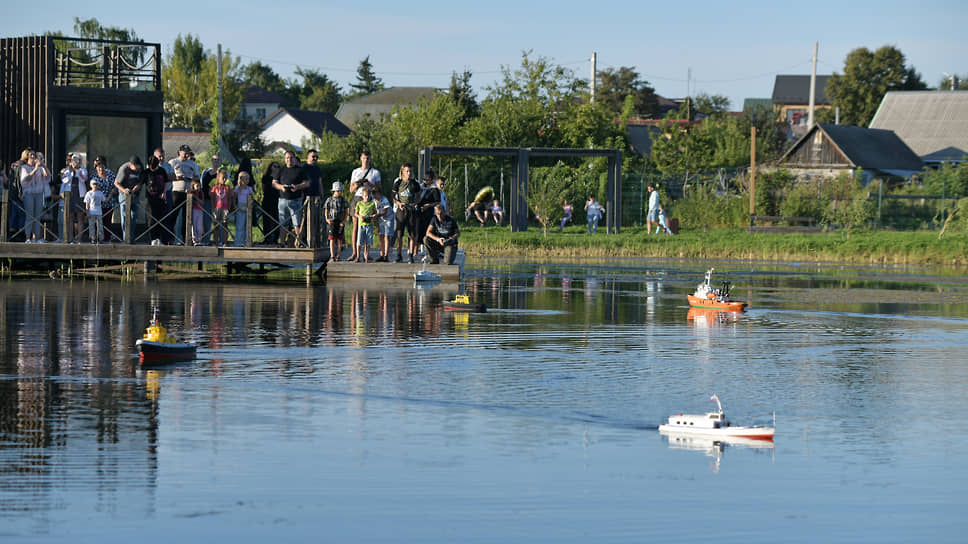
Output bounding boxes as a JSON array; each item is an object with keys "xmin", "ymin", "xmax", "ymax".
[
  {"xmin": 1, "ymin": 262, "xmax": 968, "ymax": 541},
  {"xmin": 660, "ymin": 431, "xmax": 775, "ymax": 474}
]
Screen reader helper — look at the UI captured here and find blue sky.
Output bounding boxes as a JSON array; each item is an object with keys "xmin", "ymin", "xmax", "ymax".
[{"xmin": 5, "ymin": 0, "xmax": 966, "ymax": 109}]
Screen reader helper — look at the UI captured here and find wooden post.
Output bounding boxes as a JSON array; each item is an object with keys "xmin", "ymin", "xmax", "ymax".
[
  {"xmin": 185, "ymin": 192, "xmax": 194, "ymax": 245},
  {"xmin": 1, "ymin": 187, "xmax": 9, "ymax": 242},
  {"xmin": 245, "ymin": 198, "xmax": 253, "ymax": 248},
  {"xmin": 123, "ymin": 196, "xmax": 133, "ymax": 244},
  {"xmin": 62, "ymin": 191, "xmax": 71, "ymax": 242}
]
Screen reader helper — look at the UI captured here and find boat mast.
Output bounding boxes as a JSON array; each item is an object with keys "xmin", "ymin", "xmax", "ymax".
[{"xmin": 710, "ymin": 394, "xmax": 723, "ymax": 414}]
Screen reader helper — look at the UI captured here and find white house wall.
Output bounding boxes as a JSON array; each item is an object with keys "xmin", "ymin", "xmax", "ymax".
[{"xmin": 260, "ymin": 114, "xmax": 312, "ymax": 152}]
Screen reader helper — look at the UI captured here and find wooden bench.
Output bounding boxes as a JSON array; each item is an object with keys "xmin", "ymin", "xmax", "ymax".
[{"xmin": 748, "ymin": 215, "xmax": 823, "ymax": 234}]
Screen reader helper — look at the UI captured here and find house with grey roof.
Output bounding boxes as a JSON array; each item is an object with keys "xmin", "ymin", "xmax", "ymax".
[
  {"xmin": 335, "ymin": 87, "xmax": 438, "ymax": 129},
  {"xmin": 772, "ymin": 75, "xmax": 833, "ymax": 140},
  {"xmin": 869, "ymin": 91, "xmax": 968, "ymax": 165},
  {"xmin": 255, "ymin": 107, "xmax": 351, "ymax": 153},
  {"xmin": 780, "ymin": 123, "xmax": 923, "ymax": 184}
]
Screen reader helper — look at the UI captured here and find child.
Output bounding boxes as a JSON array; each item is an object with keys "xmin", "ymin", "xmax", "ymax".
[
  {"xmin": 209, "ymin": 167, "xmax": 234, "ymax": 246},
  {"xmin": 560, "ymin": 200, "xmax": 573, "ymax": 232},
  {"xmin": 490, "ymin": 200, "xmax": 504, "ymax": 225},
  {"xmin": 190, "ymin": 180, "xmax": 205, "ymax": 245},
  {"xmin": 354, "ymin": 187, "xmax": 377, "ymax": 263},
  {"xmin": 83, "ymin": 179, "xmax": 105, "ymax": 243},
  {"xmin": 373, "ymin": 186, "xmax": 394, "ymax": 262},
  {"xmin": 585, "ymin": 196, "xmax": 605, "ymax": 234},
  {"xmin": 656, "ymin": 204, "xmax": 674, "ymax": 235},
  {"xmin": 234, "ymin": 171, "xmax": 254, "ymax": 247},
  {"xmin": 324, "ymin": 181, "xmax": 349, "ymax": 262}
]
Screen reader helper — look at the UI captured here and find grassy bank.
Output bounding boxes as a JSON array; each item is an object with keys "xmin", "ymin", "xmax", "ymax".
[{"xmin": 458, "ymin": 225, "xmax": 968, "ymax": 266}]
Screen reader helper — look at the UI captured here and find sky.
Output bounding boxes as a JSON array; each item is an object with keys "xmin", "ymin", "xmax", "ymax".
[{"xmin": 4, "ymin": 0, "xmax": 967, "ymax": 110}]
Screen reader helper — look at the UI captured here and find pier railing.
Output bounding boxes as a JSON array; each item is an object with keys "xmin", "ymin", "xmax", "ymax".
[{"xmin": 1, "ymin": 189, "xmax": 324, "ymax": 248}]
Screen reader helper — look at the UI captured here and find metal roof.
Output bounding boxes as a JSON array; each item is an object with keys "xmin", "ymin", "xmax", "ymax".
[
  {"xmin": 772, "ymin": 75, "xmax": 832, "ymax": 105},
  {"xmin": 869, "ymin": 91, "xmax": 968, "ymax": 162}
]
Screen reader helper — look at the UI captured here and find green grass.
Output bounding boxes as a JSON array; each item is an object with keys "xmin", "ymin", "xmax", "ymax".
[{"xmin": 458, "ymin": 225, "xmax": 968, "ymax": 266}]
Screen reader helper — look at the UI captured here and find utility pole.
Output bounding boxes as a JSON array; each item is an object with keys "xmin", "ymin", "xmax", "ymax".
[
  {"xmin": 808, "ymin": 41, "xmax": 818, "ymax": 129},
  {"xmin": 590, "ymin": 52, "xmax": 597, "ymax": 103},
  {"xmin": 749, "ymin": 125, "xmax": 757, "ymax": 219},
  {"xmin": 216, "ymin": 43, "xmax": 223, "ymax": 135}
]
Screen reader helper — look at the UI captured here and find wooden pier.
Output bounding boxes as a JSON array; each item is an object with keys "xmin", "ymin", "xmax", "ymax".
[{"xmin": 0, "ymin": 242, "xmax": 462, "ymax": 282}]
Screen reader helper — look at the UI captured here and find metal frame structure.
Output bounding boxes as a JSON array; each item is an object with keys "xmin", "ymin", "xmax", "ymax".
[{"xmin": 418, "ymin": 146, "xmax": 622, "ymax": 233}]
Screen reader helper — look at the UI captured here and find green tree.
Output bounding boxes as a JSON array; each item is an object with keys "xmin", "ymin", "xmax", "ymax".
[
  {"xmin": 448, "ymin": 69, "xmax": 479, "ymax": 121},
  {"xmin": 938, "ymin": 74, "xmax": 968, "ymax": 91},
  {"xmin": 292, "ymin": 67, "xmax": 342, "ymax": 112},
  {"xmin": 693, "ymin": 92, "xmax": 731, "ymax": 117},
  {"xmin": 463, "ymin": 51, "xmax": 579, "ymax": 148},
  {"xmin": 347, "ymin": 55, "xmax": 384, "ymax": 99},
  {"xmin": 162, "ymin": 34, "xmax": 244, "ymax": 133},
  {"xmin": 243, "ymin": 61, "xmax": 288, "ymax": 96},
  {"xmin": 595, "ymin": 66, "xmax": 660, "ymax": 118},
  {"xmin": 528, "ymin": 162, "xmax": 575, "ymax": 235},
  {"xmin": 825, "ymin": 45, "xmax": 927, "ymax": 126}
]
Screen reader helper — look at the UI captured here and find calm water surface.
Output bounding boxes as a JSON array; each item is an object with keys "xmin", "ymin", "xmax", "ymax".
[{"xmin": 1, "ymin": 259, "xmax": 967, "ymax": 542}]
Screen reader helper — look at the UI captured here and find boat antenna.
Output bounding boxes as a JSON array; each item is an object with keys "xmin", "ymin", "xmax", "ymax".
[{"xmin": 710, "ymin": 394, "xmax": 723, "ymax": 414}]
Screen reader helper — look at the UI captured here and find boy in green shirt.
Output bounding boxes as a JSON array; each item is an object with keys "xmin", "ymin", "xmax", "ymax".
[{"xmin": 354, "ymin": 187, "xmax": 377, "ymax": 263}]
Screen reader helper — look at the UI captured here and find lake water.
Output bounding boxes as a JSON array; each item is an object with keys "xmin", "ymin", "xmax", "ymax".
[{"xmin": 1, "ymin": 259, "xmax": 967, "ymax": 543}]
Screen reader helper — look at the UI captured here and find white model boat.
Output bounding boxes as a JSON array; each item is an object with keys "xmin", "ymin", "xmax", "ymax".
[
  {"xmin": 413, "ymin": 260, "xmax": 441, "ymax": 282},
  {"xmin": 658, "ymin": 395, "xmax": 774, "ymax": 440}
]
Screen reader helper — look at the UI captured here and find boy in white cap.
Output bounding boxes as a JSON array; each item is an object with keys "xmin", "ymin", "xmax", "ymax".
[
  {"xmin": 83, "ymin": 179, "xmax": 106, "ymax": 243},
  {"xmin": 324, "ymin": 181, "xmax": 349, "ymax": 262}
]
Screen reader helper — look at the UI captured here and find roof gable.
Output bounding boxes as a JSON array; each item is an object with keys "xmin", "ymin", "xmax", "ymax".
[
  {"xmin": 869, "ymin": 91, "xmax": 968, "ymax": 162},
  {"xmin": 262, "ymin": 107, "xmax": 351, "ymax": 138},
  {"xmin": 782, "ymin": 123, "xmax": 923, "ymax": 172},
  {"xmin": 772, "ymin": 75, "xmax": 832, "ymax": 105}
]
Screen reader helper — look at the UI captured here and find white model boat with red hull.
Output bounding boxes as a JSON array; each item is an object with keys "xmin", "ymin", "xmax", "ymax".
[{"xmin": 658, "ymin": 395, "xmax": 774, "ymax": 440}]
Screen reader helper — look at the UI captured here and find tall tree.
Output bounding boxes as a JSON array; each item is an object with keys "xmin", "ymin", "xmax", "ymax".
[
  {"xmin": 243, "ymin": 61, "xmax": 288, "ymax": 96},
  {"xmin": 162, "ymin": 34, "xmax": 244, "ymax": 133},
  {"xmin": 595, "ymin": 67, "xmax": 660, "ymax": 118},
  {"xmin": 347, "ymin": 56, "xmax": 384, "ymax": 99},
  {"xmin": 825, "ymin": 45, "xmax": 927, "ymax": 126},
  {"xmin": 293, "ymin": 67, "xmax": 342, "ymax": 113},
  {"xmin": 692, "ymin": 92, "xmax": 731, "ymax": 117},
  {"xmin": 448, "ymin": 69, "xmax": 479, "ymax": 120}
]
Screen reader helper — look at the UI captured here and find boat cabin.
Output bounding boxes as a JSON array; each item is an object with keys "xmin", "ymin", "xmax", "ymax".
[{"xmin": 666, "ymin": 411, "xmax": 729, "ymax": 429}]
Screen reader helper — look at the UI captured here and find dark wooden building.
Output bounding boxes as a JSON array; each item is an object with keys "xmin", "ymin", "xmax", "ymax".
[
  {"xmin": 1, "ymin": 35, "xmax": 163, "ymax": 170},
  {"xmin": 781, "ymin": 123, "xmax": 924, "ymax": 183}
]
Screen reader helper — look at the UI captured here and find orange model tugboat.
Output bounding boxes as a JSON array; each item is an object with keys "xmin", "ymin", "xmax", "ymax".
[
  {"xmin": 136, "ymin": 308, "xmax": 196, "ymax": 364},
  {"xmin": 686, "ymin": 268, "xmax": 748, "ymax": 312}
]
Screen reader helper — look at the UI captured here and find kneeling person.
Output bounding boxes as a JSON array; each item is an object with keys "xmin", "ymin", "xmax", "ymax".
[{"xmin": 423, "ymin": 204, "xmax": 459, "ymax": 265}]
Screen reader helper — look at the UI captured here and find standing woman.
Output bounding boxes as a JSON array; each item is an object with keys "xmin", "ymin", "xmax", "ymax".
[
  {"xmin": 90, "ymin": 159, "xmax": 116, "ymax": 242},
  {"xmin": 92, "ymin": 156, "xmax": 117, "ymax": 242},
  {"xmin": 260, "ymin": 161, "xmax": 281, "ymax": 245},
  {"xmin": 20, "ymin": 149, "xmax": 50, "ymax": 243},
  {"xmin": 59, "ymin": 153, "xmax": 88, "ymax": 242}
]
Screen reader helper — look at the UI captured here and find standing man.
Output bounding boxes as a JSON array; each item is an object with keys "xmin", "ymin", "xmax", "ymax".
[
  {"xmin": 152, "ymin": 147, "xmax": 174, "ymax": 240},
  {"xmin": 200, "ymin": 153, "xmax": 221, "ymax": 245},
  {"xmin": 646, "ymin": 183, "xmax": 659, "ymax": 235},
  {"xmin": 391, "ymin": 163, "xmax": 420, "ymax": 263},
  {"xmin": 114, "ymin": 156, "xmax": 143, "ymax": 241},
  {"xmin": 302, "ymin": 149, "xmax": 323, "ymax": 245},
  {"xmin": 169, "ymin": 145, "xmax": 201, "ymax": 245},
  {"xmin": 348, "ymin": 151, "xmax": 381, "ymax": 261},
  {"xmin": 272, "ymin": 150, "xmax": 308, "ymax": 247}
]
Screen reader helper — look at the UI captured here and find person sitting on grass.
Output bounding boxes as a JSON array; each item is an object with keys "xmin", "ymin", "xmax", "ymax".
[{"xmin": 424, "ymin": 203, "xmax": 460, "ymax": 265}]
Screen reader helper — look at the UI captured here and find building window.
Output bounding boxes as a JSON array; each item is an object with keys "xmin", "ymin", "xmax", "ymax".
[{"xmin": 257, "ymin": 108, "xmax": 266, "ymax": 120}]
